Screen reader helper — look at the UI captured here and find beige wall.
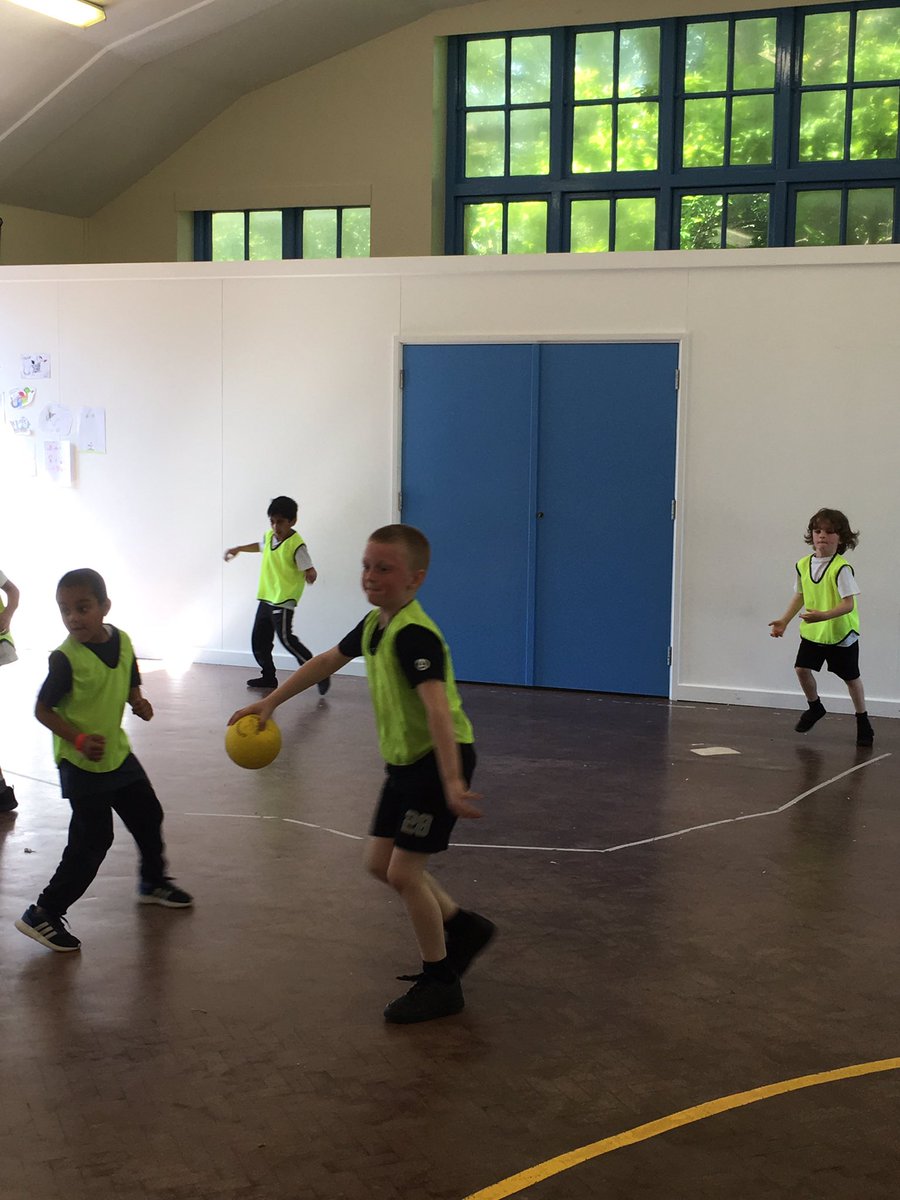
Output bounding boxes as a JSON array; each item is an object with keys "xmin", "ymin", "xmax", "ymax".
[
  {"xmin": 0, "ymin": 203, "xmax": 86, "ymax": 265},
  {"xmin": 84, "ymin": 0, "xmax": 819, "ymax": 264},
  {"xmin": 2, "ymin": 247, "xmax": 898, "ymax": 711}
]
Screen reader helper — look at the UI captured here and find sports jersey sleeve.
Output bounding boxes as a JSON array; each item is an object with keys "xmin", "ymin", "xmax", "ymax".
[
  {"xmin": 338, "ymin": 617, "xmax": 367, "ymax": 659},
  {"xmin": 37, "ymin": 650, "xmax": 73, "ymax": 708},
  {"xmin": 394, "ymin": 625, "xmax": 446, "ymax": 688},
  {"xmin": 294, "ymin": 543, "xmax": 313, "ymax": 572},
  {"xmin": 835, "ymin": 564, "xmax": 860, "ymax": 598}
]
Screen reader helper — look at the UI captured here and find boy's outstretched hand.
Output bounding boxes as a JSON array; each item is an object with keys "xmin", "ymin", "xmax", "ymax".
[
  {"xmin": 131, "ymin": 697, "xmax": 153, "ymax": 721},
  {"xmin": 447, "ymin": 783, "xmax": 483, "ymax": 819},
  {"xmin": 768, "ymin": 619, "xmax": 786, "ymax": 637},
  {"xmin": 228, "ymin": 702, "xmax": 274, "ymax": 730}
]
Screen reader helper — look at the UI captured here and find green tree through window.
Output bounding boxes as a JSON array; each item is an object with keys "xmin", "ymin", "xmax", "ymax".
[
  {"xmin": 197, "ymin": 208, "xmax": 371, "ymax": 261},
  {"xmin": 447, "ymin": 4, "xmax": 900, "ymax": 253}
]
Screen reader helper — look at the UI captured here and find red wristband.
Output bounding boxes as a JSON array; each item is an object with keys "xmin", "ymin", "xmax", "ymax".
[{"xmin": 74, "ymin": 733, "xmax": 87, "ymax": 753}]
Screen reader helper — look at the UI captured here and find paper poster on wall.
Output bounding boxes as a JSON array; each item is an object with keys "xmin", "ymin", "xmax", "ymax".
[
  {"xmin": 4, "ymin": 389, "xmax": 38, "ymax": 435},
  {"xmin": 77, "ymin": 406, "xmax": 106, "ymax": 453},
  {"xmin": 37, "ymin": 402, "xmax": 73, "ymax": 440},
  {"xmin": 21, "ymin": 354, "xmax": 51, "ymax": 379},
  {"xmin": 41, "ymin": 439, "xmax": 73, "ymax": 486},
  {"xmin": 8, "ymin": 386, "xmax": 37, "ymax": 411}
]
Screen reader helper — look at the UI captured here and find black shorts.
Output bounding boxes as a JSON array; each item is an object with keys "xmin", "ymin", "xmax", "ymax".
[
  {"xmin": 794, "ymin": 638, "xmax": 860, "ymax": 682},
  {"xmin": 371, "ymin": 743, "xmax": 477, "ymax": 855}
]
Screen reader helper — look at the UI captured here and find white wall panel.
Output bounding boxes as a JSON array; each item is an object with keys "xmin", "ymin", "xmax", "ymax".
[{"xmin": 1, "ymin": 250, "xmax": 898, "ymax": 714}]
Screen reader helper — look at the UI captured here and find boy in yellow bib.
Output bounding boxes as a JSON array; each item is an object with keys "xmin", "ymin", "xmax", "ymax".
[
  {"xmin": 229, "ymin": 524, "xmax": 494, "ymax": 1024},
  {"xmin": 0, "ymin": 566, "xmax": 21, "ymax": 812},
  {"xmin": 15, "ymin": 569, "xmax": 192, "ymax": 953},
  {"xmin": 769, "ymin": 508, "xmax": 874, "ymax": 746},
  {"xmin": 225, "ymin": 495, "xmax": 328, "ymax": 696}
]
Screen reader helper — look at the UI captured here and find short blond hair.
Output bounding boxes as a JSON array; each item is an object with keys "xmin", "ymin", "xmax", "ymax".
[{"xmin": 368, "ymin": 524, "xmax": 431, "ymax": 572}]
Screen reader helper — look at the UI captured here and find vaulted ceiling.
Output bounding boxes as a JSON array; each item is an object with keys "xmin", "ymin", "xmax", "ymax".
[{"xmin": 0, "ymin": 0, "xmax": 474, "ymax": 217}]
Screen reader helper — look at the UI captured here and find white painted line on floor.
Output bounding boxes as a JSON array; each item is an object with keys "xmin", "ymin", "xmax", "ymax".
[
  {"xmin": 184, "ymin": 811, "xmax": 280, "ymax": 819},
  {"xmin": 283, "ymin": 818, "xmax": 363, "ymax": 841},
  {"xmin": 454, "ymin": 753, "xmax": 891, "ymax": 854},
  {"xmin": 4, "ymin": 771, "xmax": 60, "ymax": 790},
  {"xmin": 178, "ymin": 752, "xmax": 891, "ymax": 856}
]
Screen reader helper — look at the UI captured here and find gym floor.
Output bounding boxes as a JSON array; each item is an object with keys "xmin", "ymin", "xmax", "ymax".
[{"xmin": 1, "ymin": 657, "xmax": 897, "ymax": 1200}]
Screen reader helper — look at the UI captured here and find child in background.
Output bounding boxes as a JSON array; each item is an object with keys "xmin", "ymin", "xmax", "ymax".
[
  {"xmin": 0, "ymin": 567, "xmax": 20, "ymax": 812},
  {"xmin": 769, "ymin": 507, "xmax": 874, "ymax": 747},
  {"xmin": 225, "ymin": 495, "xmax": 329, "ymax": 696},
  {"xmin": 15, "ymin": 568, "xmax": 192, "ymax": 952}
]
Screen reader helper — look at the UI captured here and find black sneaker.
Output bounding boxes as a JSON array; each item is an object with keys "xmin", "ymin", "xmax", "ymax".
[
  {"xmin": 15, "ymin": 905, "xmax": 81, "ymax": 952},
  {"xmin": 856, "ymin": 717, "xmax": 875, "ymax": 747},
  {"xmin": 247, "ymin": 677, "xmax": 277, "ymax": 690},
  {"xmin": 384, "ymin": 974, "xmax": 464, "ymax": 1024},
  {"xmin": 0, "ymin": 783, "xmax": 17, "ymax": 812},
  {"xmin": 317, "ymin": 676, "xmax": 331, "ymax": 697},
  {"xmin": 795, "ymin": 700, "xmax": 826, "ymax": 733},
  {"xmin": 138, "ymin": 880, "xmax": 193, "ymax": 908},
  {"xmin": 446, "ymin": 910, "xmax": 496, "ymax": 976}
]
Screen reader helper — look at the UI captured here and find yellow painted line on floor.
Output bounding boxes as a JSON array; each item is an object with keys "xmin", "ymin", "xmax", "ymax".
[{"xmin": 463, "ymin": 1056, "xmax": 900, "ymax": 1200}]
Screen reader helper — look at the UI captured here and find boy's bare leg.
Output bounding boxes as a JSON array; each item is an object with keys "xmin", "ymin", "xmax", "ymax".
[
  {"xmin": 795, "ymin": 666, "xmax": 819, "ymax": 701},
  {"xmin": 366, "ymin": 836, "xmax": 493, "ymax": 984},
  {"xmin": 386, "ymin": 847, "xmax": 447, "ymax": 962},
  {"xmin": 367, "ymin": 833, "xmax": 470, "ymax": 933},
  {"xmin": 794, "ymin": 667, "xmax": 827, "ymax": 733},
  {"xmin": 423, "ymin": 871, "xmax": 458, "ymax": 922},
  {"xmin": 365, "ymin": 838, "xmax": 457, "ymax": 933},
  {"xmin": 847, "ymin": 678, "xmax": 867, "ymax": 714},
  {"xmin": 364, "ymin": 835, "xmax": 393, "ymax": 884},
  {"xmin": 848, "ymin": 678, "xmax": 874, "ymax": 744}
]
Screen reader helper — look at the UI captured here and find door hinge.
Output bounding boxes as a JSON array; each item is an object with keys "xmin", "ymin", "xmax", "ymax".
[
  {"xmin": 671, "ymin": 498, "xmax": 676, "ymax": 520},
  {"xmin": 399, "ymin": 368, "xmax": 405, "ymax": 390},
  {"xmin": 397, "ymin": 491, "xmax": 403, "ymax": 513},
  {"xmin": 667, "ymin": 645, "xmax": 673, "ymax": 667},
  {"xmin": 674, "ymin": 368, "xmax": 680, "ymax": 390}
]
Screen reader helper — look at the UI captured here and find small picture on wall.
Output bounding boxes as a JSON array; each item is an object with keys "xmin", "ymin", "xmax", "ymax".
[
  {"xmin": 4, "ymin": 390, "xmax": 38, "ymax": 435},
  {"xmin": 41, "ymin": 439, "xmax": 73, "ymax": 486},
  {"xmin": 77, "ymin": 406, "xmax": 106, "ymax": 454},
  {"xmin": 8, "ymin": 386, "xmax": 37, "ymax": 409},
  {"xmin": 37, "ymin": 402, "xmax": 73, "ymax": 440},
  {"xmin": 21, "ymin": 354, "xmax": 51, "ymax": 379}
]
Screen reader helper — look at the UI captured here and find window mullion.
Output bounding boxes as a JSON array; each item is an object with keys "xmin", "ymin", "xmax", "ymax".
[
  {"xmin": 657, "ymin": 18, "xmax": 679, "ymax": 248},
  {"xmin": 548, "ymin": 27, "xmax": 568, "ymax": 249}
]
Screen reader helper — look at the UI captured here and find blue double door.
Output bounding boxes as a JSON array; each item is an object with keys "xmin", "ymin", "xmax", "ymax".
[{"xmin": 400, "ymin": 342, "xmax": 678, "ymax": 696}]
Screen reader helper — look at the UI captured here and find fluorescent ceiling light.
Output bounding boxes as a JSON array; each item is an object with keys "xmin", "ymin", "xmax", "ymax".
[{"xmin": 6, "ymin": 0, "xmax": 106, "ymax": 27}]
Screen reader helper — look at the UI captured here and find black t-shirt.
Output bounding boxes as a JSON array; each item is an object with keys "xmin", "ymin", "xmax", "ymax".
[
  {"xmin": 38, "ymin": 627, "xmax": 141, "ymax": 708},
  {"xmin": 38, "ymin": 626, "xmax": 147, "ymax": 800},
  {"xmin": 338, "ymin": 616, "xmax": 446, "ymax": 688}
]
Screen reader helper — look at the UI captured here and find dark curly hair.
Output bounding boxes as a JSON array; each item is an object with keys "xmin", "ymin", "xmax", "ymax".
[{"xmin": 803, "ymin": 508, "xmax": 859, "ymax": 555}]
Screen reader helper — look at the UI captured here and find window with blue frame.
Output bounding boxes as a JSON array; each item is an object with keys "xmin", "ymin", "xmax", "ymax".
[
  {"xmin": 445, "ymin": 2, "xmax": 900, "ymax": 253},
  {"xmin": 193, "ymin": 207, "xmax": 371, "ymax": 261}
]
